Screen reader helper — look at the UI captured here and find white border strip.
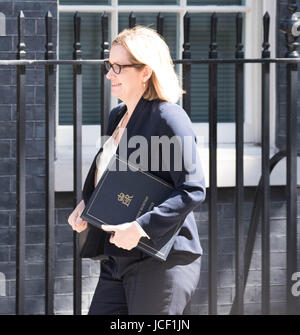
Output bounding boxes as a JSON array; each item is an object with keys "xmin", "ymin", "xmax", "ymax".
[{"xmin": 59, "ymin": 5, "xmax": 250, "ymax": 13}]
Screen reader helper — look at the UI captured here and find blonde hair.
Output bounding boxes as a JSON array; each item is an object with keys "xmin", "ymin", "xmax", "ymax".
[{"xmin": 112, "ymin": 26, "xmax": 183, "ymax": 104}]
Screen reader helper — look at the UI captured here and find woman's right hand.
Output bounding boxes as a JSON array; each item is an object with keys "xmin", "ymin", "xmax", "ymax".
[{"xmin": 68, "ymin": 200, "xmax": 88, "ymax": 233}]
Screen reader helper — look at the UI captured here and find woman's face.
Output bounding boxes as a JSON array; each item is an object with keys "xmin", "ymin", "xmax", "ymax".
[{"xmin": 106, "ymin": 45, "xmax": 146, "ymax": 104}]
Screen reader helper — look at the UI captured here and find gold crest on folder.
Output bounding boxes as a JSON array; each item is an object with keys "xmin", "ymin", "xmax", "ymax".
[{"xmin": 117, "ymin": 192, "xmax": 134, "ymax": 207}]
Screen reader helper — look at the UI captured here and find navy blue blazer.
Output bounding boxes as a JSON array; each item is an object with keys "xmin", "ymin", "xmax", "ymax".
[{"xmin": 82, "ymin": 97, "xmax": 206, "ymax": 259}]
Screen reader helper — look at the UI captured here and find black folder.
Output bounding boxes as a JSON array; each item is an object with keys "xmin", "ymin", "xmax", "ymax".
[{"xmin": 81, "ymin": 154, "xmax": 181, "ymax": 261}]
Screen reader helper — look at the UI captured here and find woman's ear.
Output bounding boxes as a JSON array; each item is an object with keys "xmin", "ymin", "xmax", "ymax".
[{"xmin": 142, "ymin": 65, "xmax": 152, "ymax": 82}]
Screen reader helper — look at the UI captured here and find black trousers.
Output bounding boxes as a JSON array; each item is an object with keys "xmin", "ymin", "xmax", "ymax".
[{"xmin": 88, "ymin": 251, "xmax": 201, "ymax": 315}]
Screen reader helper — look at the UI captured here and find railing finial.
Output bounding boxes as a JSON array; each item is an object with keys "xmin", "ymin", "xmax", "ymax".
[
  {"xmin": 209, "ymin": 13, "xmax": 218, "ymax": 59},
  {"xmin": 262, "ymin": 12, "xmax": 271, "ymax": 58},
  {"xmin": 101, "ymin": 12, "xmax": 109, "ymax": 59},
  {"xmin": 17, "ymin": 11, "xmax": 26, "ymax": 60},
  {"xmin": 129, "ymin": 12, "xmax": 136, "ymax": 29},
  {"xmin": 235, "ymin": 13, "xmax": 244, "ymax": 59},
  {"xmin": 183, "ymin": 12, "xmax": 191, "ymax": 60},
  {"xmin": 45, "ymin": 11, "xmax": 54, "ymax": 60},
  {"xmin": 73, "ymin": 12, "xmax": 82, "ymax": 60},
  {"xmin": 156, "ymin": 12, "xmax": 164, "ymax": 37}
]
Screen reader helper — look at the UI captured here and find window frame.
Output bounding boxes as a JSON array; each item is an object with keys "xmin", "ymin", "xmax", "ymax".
[{"xmin": 55, "ymin": 0, "xmax": 278, "ymax": 190}]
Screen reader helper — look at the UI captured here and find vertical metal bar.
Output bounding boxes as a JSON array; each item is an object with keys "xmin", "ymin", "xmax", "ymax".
[
  {"xmin": 72, "ymin": 12, "xmax": 82, "ymax": 315},
  {"xmin": 280, "ymin": 0, "xmax": 299, "ymax": 315},
  {"xmin": 286, "ymin": 0, "xmax": 299, "ymax": 316},
  {"xmin": 16, "ymin": 10, "xmax": 26, "ymax": 315},
  {"xmin": 286, "ymin": 63, "xmax": 298, "ymax": 315},
  {"xmin": 99, "ymin": 10, "xmax": 110, "ymax": 300},
  {"xmin": 101, "ymin": 12, "xmax": 110, "ymax": 138},
  {"xmin": 156, "ymin": 12, "xmax": 164, "ymax": 37},
  {"xmin": 129, "ymin": 12, "xmax": 136, "ymax": 28},
  {"xmin": 261, "ymin": 12, "xmax": 271, "ymax": 315},
  {"xmin": 182, "ymin": 12, "xmax": 191, "ymax": 118},
  {"xmin": 208, "ymin": 12, "xmax": 218, "ymax": 315},
  {"xmin": 45, "ymin": 11, "xmax": 55, "ymax": 315},
  {"xmin": 234, "ymin": 12, "xmax": 244, "ymax": 315},
  {"xmin": 180, "ymin": 11, "xmax": 191, "ymax": 316}
]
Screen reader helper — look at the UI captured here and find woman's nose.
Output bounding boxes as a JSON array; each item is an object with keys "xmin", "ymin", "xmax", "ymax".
[{"xmin": 105, "ymin": 67, "xmax": 115, "ymax": 80}]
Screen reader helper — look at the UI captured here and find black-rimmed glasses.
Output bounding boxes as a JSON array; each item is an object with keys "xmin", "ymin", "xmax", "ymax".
[{"xmin": 104, "ymin": 60, "xmax": 144, "ymax": 74}]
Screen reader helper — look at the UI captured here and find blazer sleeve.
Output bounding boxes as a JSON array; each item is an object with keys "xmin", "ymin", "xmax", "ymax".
[{"xmin": 135, "ymin": 103, "xmax": 206, "ymax": 244}]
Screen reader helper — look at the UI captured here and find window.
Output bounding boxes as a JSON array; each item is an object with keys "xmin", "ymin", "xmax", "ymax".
[
  {"xmin": 58, "ymin": 0, "xmax": 244, "ymax": 127},
  {"xmin": 189, "ymin": 13, "xmax": 241, "ymax": 123},
  {"xmin": 59, "ymin": 12, "xmax": 108, "ymax": 125},
  {"xmin": 56, "ymin": 0, "xmax": 277, "ymax": 190}
]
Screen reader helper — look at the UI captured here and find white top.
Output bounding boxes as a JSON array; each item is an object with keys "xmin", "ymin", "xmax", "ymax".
[
  {"xmin": 93, "ymin": 113, "xmax": 150, "ymax": 240},
  {"xmin": 94, "ymin": 112, "xmax": 125, "ymax": 187},
  {"xmin": 94, "ymin": 134, "xmax": 118, "ymax": 187}
]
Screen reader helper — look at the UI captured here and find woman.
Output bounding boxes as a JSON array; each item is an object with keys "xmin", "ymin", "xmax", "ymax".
[{"xmin": 68, "ymin": 26, "xmax": 206, "ymax": 315}]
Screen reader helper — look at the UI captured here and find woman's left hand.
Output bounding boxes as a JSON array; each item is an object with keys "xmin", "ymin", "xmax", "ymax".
[{"xmin": 101, "ymin": 221, "xmax": 143, "ymax": 250}]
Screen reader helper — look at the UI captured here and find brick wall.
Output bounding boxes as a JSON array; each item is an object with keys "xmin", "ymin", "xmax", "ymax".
[
  {"xmin": 191, "ymin": 187, "xmax": 300, "ymax": 315},
  {"xmin": 55, "ymin": 187, "xmax": 300, "ymax": 315},
  {"xmin": 0, "ymin": 0, "xmax": 57, "ymax": 314},
  {"xmin": 2, "ymin": 183, "xmax": 299, "ymax": 314},
  {"xmin": 54, "ymin": 193, "xmax": 100, "ymax": 314}
]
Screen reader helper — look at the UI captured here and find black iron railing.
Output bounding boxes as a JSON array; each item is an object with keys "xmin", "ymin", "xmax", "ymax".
[{"xmin": 0, "ymin": 0, "xmax": 299, "ymax": 315}]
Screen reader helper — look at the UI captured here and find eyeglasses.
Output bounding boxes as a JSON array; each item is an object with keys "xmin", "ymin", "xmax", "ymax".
[{"xmin": 104, "ymin": 60, "xmax": 144, "ymax": 75}]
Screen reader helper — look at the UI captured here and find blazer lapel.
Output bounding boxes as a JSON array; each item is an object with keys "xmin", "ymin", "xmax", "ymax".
[
  {"xmin": 87, "ymin": 97, "xmax": 149, "ymax": 188},
  {"xmin": 116, "ymin": 96, "xmax": 148, "ymax": 156}
]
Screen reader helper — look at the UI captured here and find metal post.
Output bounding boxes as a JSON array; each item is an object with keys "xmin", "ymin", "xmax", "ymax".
[
  {"xmin": 182, "ymin": 12, "xmax": 191, "ymax": 118},
  {"xmin": 261, "ymin": 11, "xmax": 271, "ymax": 315},
  {"xmin": 208, "ymin": 12, "xmax": 218, "ymax": 316},
  {"xmin": 16, "ymin": 10, "xmax": 26, "ymax": 316},
  {"xmin": 72, "ymin": 11, "xmax": 82, "ymax": 315},
  {"xmin": 101, "ymin": 12, "xmax": 110, "ymax": 138},
  {"xmin": 280, "ymin": 0, "xmax": 299, "ymax": 315},
  {"xmin": 45, "ymin": 10, "xmax": 55, "ymax": 315},
  {"xmin": 234, "ymin": 12, "xmax": 244, "ymax": 315}
]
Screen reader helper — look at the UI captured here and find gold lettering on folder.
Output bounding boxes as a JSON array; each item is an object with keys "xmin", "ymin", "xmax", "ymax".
[
  {"xmin": 147, "ymin": 201, "xmax": 155, "ymax": 212},
  {"xmin": 117, "ymin": 192, "xmax": 134, "ymax": 207},
  {"xmin": 135, "ymin": 196, "xmax": 149, "ymax": 219}
]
